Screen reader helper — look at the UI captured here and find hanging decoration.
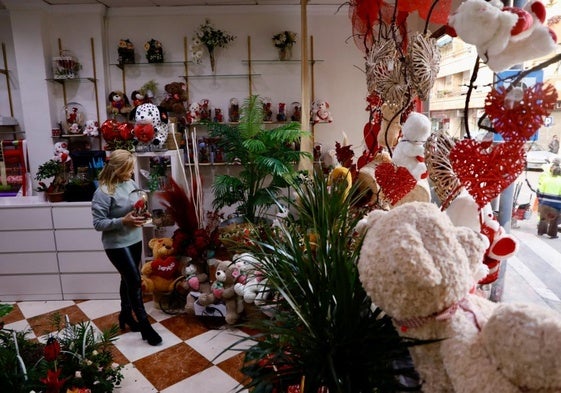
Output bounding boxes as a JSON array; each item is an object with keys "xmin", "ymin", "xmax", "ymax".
[
  {"xmin": 449, "ymin": 139, "xmax": 526, "ymax": 208},
  {"xmin": 484, "ymin": 82, "xmax": 557, "ymax": 141}
]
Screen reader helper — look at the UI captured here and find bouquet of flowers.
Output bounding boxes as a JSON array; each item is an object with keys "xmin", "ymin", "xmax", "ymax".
[
  {"xmin": 194, "ymin": 19, "xmax": 236, "ymax": 72},
  {"xmin": 272, "ymin": 30, "xmax": 297, "ymax": 50}
]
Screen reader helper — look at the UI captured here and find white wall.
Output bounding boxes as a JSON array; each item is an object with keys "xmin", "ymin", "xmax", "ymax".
[{"xmin": 2, "ymin": 2, "xmax": 373, "ymax": 182}]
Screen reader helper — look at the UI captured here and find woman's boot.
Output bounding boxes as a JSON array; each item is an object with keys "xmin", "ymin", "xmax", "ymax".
[
  {"xmin": 118, "ymin": 310, "xmax": 141, "ymax": 332},
  {"xmin": 139, "ymin": 319, "xmax": 162, "ymax": 346}
]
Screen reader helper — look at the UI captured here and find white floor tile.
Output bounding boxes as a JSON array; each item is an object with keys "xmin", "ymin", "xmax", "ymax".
[
  {"xmin": 115, "ymin": 363, "xmax": 158, "ymax": 392},
  {"xmin": 186, "ymin": 328, "xmax": 250, "ymax": 364},
  {"xmin": 161, "ymin": 366, "xmax": 247, "ymax": 393},
  {"xmin": 3, "ymin": 319, "xmax": 34, "ymax": 338},
  {"xmin": 144, "ymin": 301, "xmax": 179, "ymax": 322},
  {"xmin": 77, "ymin": 299, "xmax": 121, "ymax": 320},
  {"xmin": 113, "ymin": 322, "xmax": 182, "ymax": 362},
  {"xmin": 17, "ymin": 300, "xmax": 76, "ymax": 318}
]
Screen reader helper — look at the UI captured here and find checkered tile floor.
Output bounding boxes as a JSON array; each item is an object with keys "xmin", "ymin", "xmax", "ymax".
[
  {"xmin": 2, "ymin": 216, "xmax": 561, "ymax": 392},
  {"xmin": 1, "ymin": 298, "xmax": 251, "ymax": 392}
]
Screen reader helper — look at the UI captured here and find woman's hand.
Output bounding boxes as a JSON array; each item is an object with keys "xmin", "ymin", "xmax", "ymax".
[{"xmin": 123, "ymin": 211, "xmax": 148, "ymax": 227}]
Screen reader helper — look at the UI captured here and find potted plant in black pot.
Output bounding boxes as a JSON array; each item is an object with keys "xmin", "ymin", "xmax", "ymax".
[
  {"xmin": 35, "ymin": 159, "xmax": 70, "ymax": 202},
  {"xmin": 208, "ymin": 95, "xmax": 311, "ymax": 225}
]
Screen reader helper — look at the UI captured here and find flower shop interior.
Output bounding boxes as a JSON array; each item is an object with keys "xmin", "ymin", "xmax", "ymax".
[{"xmin": 4, "ymin": 0, "xmax": 561, "ymax": 392}]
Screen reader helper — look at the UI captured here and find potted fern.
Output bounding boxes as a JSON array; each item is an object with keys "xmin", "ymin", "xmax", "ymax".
[
  {"xmin": 208, "ymin": 95, "xmax": 311, "ymax": 224},
  {"xmin": 228, "ymin": 172, "xmax": 422, "ymax": 393}
]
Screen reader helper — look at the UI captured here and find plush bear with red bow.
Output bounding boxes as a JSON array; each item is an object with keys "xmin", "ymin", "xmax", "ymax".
[
  {"xmin": 358, "ymin": 202, "xmax": 561, "ymax": 393},
  {"xmin": 159, "ymin": 81, "xmax": 188, "ymax": 118},
  {"xmin": 197, "ymin": 259, "xmax": 244, "ymax": 324},
  {"xmin": 141, "ymin": 237, "xmax": 181, "ymax": 306},
  {"xmin": 448, "ymin": 0, "xmax": 557, "ymax": 72},
  {"xmin": 53, "ymin": 141, "xmax": 71, "ymax": 163}
]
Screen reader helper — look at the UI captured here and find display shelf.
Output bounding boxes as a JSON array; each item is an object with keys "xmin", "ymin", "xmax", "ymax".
[{"xmin": 48, "ymin": 38, "xmax": 101, "ymax": 150}]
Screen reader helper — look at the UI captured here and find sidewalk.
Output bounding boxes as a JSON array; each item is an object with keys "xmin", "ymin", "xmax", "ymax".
[{"xmin": 503, "ymin": 212, "xmax": 561, "ymax": 314}]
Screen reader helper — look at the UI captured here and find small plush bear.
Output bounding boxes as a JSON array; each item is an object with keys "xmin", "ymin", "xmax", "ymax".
[
  {"xmin": 159, "ymin": 82, "xmax": 188, "ymax": 117},
  {"xmin": 141, "ymin": 237, "xmax": 180, "ymax": 306},
  {"xmin": 83, "ymin": 120, "xmax": 99, "ymax": 137},
  {"xmin": 107, "ymin": 91, "xmax": 132, "ymax": 116},
  {"xmin": 198, "ymin": 260, "xmax": 244, "ymax": 325},
  {"xmin": 53, "ymin": 141, "xmax": 71, "ymax": 163}
]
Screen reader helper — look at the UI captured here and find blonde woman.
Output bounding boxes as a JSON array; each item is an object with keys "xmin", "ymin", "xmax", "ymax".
[{"xmin": 91, "ymin": 149, "xmax": 161, "ymax": 346}]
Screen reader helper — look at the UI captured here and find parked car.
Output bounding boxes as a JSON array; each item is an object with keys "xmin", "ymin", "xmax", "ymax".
[{"xmin": 525, "ymin": 143, "xmax": 561, "ymax": 170}]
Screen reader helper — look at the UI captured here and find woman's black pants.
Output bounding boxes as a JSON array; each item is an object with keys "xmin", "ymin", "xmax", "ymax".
[{"xmin": 104, "ymin": 241, "xmax": 147, "ymax": 321}]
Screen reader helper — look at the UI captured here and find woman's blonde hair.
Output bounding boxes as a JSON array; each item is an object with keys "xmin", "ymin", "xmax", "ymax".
[{"xmin": 97, "ymin": 149, "xmax": 135, "ymax": 194}]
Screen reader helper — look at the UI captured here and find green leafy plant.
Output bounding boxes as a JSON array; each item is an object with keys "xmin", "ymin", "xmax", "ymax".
[
  {"xmin": 227, "ymin": 172, "xmax": 422, "ymax": 393},
  {"xmin": 0, "ymin": 312, "xmax": 123, "ymax": 393},
  {"xmin": 35, "ymin": 159, "xmax": 70, "ymax": 193},
  {"xmin": 208, "ymin": 95, "xmax": 311, "ymax": 223},
  {"xmin": 194, "ymin": 18, "xmax": 236, "ymax": 71}
]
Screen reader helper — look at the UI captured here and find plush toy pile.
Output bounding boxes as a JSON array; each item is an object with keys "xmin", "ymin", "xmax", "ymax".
[{"xmin": 357, "ymin": 202, "xmax": 561, "ymax": 393}]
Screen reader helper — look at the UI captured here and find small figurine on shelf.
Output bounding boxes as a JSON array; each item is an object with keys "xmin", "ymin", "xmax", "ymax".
[
  {"xmin": 199, "ymin": 99, "xmax": 211, "ymax": 121},
  {"xmin": 198, "ymin": 138, "xmax": 209, "ymax": 163},
  {"xmin": 130, "ymin": 90, "xmax": 147, "ymax": 109},
  {"xmin": 145, "ymin": 39, "xmax": 164, "ymax": 63},
  {"xmin": 311, "ymin": 99, "xmax": 333, "ymax": 124},
  {"xmin": 107, "ymin": 91, "xmax": 133, "ymax": 116},
  {"xmin": 140, "ymin": 80, "xmax": 158, "ymax": 104},
  {"xmin": 83, "ymin": 120, "xmax": 99, "ymax": 137},
  {"xmin": 187, "ymin": 102, "xmax": 202, "ymax": 124},
  {"xmin": 118, "ymin": 39, "xmax": 135, "ymax": 65},
  {"xmin": 61, "ymin": 102, "xmax": 86, "ymax": 134},
  {"xmin": 214, "ymin": 108, "xmax": 223, "ymax": 123},
  {"xmin": 276, "ymin": 102, "xmax": 287, "ymax": 122},
  {"xmin": 229, "ymin": 98, "xmax": 240, "ymax": 123},
  {"xmin": 290, "ymin": 101, "xmax": 302, "ymax": 122},
  {"xmin": 262, "ymin": 97, "xmax": 273, "ymax": 122}
]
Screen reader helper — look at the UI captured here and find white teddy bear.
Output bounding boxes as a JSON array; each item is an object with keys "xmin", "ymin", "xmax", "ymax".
[
  {"xmin": 392, "ymin": 112, "xmax": 431, "ymax": 181},
  {"xmin": 83, "ymin": 120, "xmax": 99, "ymax": 137},
  {"xmin": 53, "ymin": 141, "xmax": 71, "ymax": 163},
  {"xmin": 311, "ymin": 99, "xmax": 333, "ymax": 124},
  {"xmin": 233, "ymin": 252, "xmax": 269, "ymax": 306},
  {"xmin": 448, "ymin": 0, "xmax": 557, "ymax": 72},
  {"xmin": 358, "ymin": 202, "xmax": 561, "ymax": 393}
]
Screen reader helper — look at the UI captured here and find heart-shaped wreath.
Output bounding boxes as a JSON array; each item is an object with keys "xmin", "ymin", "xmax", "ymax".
[
  {"xmin": 450, "ymin": 139, "xmax": 526, "ymax": 208},
  {"xmin": 374, "ymin": 162, "xmax": 417, "ymax": 205}
]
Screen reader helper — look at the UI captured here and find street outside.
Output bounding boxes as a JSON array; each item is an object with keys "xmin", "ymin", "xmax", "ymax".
[{"xmin": 509, "ymin": 169, "xmax": 561, "ymax": 255}]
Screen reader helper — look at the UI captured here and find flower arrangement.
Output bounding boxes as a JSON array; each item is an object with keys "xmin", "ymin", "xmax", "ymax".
[
  {"xmin": 272, "ymin": 30, "xmax": 297, "ymax": 50},
  {"xmin": 146, "ymin": 155, "xmax": 170, "ymax": 192},
  {"xmin": 159, "ymin": 178, "xmax": 222, "ymax": 262},
  {"xmin": 144, "ymin": 38, "xmax": 164, "ymax": 63},
  {"xmin": 193, "ymin": 19, "xmax": 236, "ymax": 72},
  {"xmin": 0, "ymin": 313, "xmax": 123, "ymax": 393}
]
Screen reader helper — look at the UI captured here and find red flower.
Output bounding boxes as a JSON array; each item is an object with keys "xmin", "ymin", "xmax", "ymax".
[
  {"xmin": 44, "ymin": 336, "xmax": 61, "ymax": 362},
  {"xmin": 40, "ymin": 368, "xmax": 69, "ymax": 393}
]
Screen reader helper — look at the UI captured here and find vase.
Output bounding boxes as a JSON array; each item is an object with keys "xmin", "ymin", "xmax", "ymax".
[
  {"xmin": 278, "ymin": 46, "xmax": 292, "ymax": 61},
  {"xmin": 46, "ymin": 191, "xmax": 65, "ymax": 203},
  {"xmin": 208, "ymin": 47, "xmax": 216, "ymax": 73}
]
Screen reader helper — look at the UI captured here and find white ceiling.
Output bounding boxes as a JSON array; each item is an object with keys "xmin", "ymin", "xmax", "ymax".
[{"xmin": 38, "ymin": 0, "xmax": 343, "ymax": 6}]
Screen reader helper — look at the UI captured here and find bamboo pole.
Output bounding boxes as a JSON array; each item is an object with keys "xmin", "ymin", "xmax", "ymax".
[{"xmin": 299, "ymin": 0, "xmax": 313, "ymax": 173}]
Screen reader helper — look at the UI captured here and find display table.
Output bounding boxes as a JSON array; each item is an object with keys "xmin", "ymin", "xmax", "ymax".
[{"xmin": 0, "ymin": 197, "xmax": 119, "ymax": 301}]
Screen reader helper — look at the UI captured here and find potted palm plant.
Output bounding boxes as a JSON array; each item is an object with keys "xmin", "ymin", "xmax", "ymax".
[
  {"xmin": 208, "ymin": 95, "xmax": 311, "ymax": 224},
  {"xmin": 35, "ymin": 159, "xmax": 70, "ymax": 202},
  {"xmin": 228, "ymin": 172, "xmax": 422, "ymax": 393}
]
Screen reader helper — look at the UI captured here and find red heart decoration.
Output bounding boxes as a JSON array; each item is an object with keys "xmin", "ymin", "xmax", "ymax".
[
  {"xmin": 484, "ymin": 83, "xmax": 557, "ymax": 141},
  {"xmin": 375, "ymin": 162, "xmax": 417, "ymax": 205},
  {"xmin": 118, "ymin": 122, "xmax": 134, "ymax": 141},
  {"xmin": 100, "ymin": 119, "xmax": 120, "ymax": 141},
  {"xmin": 450, "ymin": 139, "xmax": 525, "ymax": 208}
]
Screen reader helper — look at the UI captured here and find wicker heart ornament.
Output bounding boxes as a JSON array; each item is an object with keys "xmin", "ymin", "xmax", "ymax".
[
  {"xmin": 449, "ymin": 139, "xmax": 525, "ymax": 208},
  {"xmin": 375, "ymin": 162, "xmax": 417, "ymax": 205}
]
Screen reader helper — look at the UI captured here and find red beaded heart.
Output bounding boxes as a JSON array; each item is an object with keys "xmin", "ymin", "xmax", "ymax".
[
  {"xmin": 450, "ymin": 139, "xmax": 525, "ymax": 208},
  {"xmin": 375, "ymin": 162, "xmax": 417, "ymax": 205}
]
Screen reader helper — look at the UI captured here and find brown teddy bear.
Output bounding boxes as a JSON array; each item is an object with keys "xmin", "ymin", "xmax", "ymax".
[
  {"xmin": 159, "ymin": 81, "xmax": 188, "ymax": 118},
  {"xmin": 107, "ymin": 90, "xmax": 132, "ymax": 116},
  {"xmin": 141, "ymin": 237, "xmax": 181, "ymax": 306},
  {"xmin": 197, "ymin": 259, "xmax": 244, "ymax": 325}
]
